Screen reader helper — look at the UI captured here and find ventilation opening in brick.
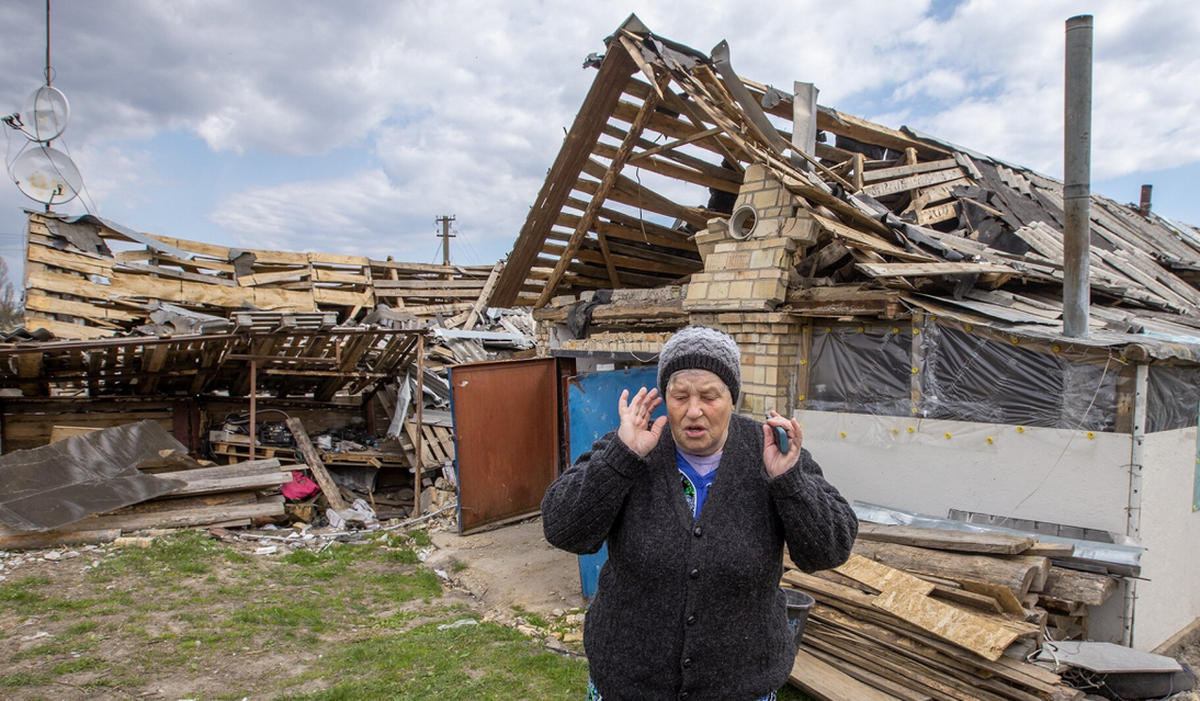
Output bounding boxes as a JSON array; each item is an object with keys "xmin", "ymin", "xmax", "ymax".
[{"xmin": 730, "ymin": 206, "xmax": 756, "ymax": 239}]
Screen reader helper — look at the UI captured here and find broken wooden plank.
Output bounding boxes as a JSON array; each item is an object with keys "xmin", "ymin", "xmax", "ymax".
[
  {"xmin": 0, "ymin": 528, "xmax": 121, "ymax": 551},
  {"xmin": 834, "ymin": 553, "xmax": 936, "ymax": 597},
  {"xmin": 790, "ymin": 647, "xmax": 905, "ymax": 701},
  {"xmin": 858, "ymin": 262, "xmax": 1017, "ymax": 278},
  {"xmin": 1041, "ymin": 567, "xmax": 1118, "ymax": 606},
  {"xmin": 872, "ymin": 587, "xmax": 1020, "ymax": 662},
  {"xmin": 862, "ymin": 168, "xmax": 965, "ymax": 199},
  {"xmin": 853, "ymin": 541, "xmax": 1038, "ymax": 597},
  {"xmin": 285, "ymin": 418, "xmax": 349, "ymax": 512},
  {"xmin": 855, "ymin": 523, "xmax": 1036, "ymax": 555},
  {"xmin": 863, "ymin": 158, "xmax": 961, "ymax": 183}
]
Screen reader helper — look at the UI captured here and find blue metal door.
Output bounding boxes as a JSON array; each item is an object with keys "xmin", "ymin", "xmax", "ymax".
[{"xmin": 566, "ymin": 366, "xmax": 664, "ymax": 602}]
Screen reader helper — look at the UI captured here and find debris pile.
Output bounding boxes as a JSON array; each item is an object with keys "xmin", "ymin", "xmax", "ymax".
[
  {"xmin": 0, "ymin": 421, "xmax": 289, "ymax": 549},
  {"xmin": 781, "ymin": 519, "xmax": 1189, "ymax": 701},
  {"xmin": 22, "ymin": 211, "xmax": 505, "ymax": 340}
]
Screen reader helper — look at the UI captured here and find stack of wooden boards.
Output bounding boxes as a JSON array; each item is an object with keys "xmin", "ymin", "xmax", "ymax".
[
  {"xmin": 784, "ymin": 522, "xmax": 1121, "ymax": 701},
  {"xmin": 0, "ymin": 458, "xmax": 291, "ymax": 550},
  {"xmin": 22, "ymin": 212, "xmax": 503, "ymax": 340}
]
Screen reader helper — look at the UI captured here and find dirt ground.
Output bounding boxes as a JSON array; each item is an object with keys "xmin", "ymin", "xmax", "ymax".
[
  {"xmin": 1168, "ymin": 632, "xmax": 1200, "ymax": 700},
  {"xmin": 425, "ymin": 517, "xmax": 583, "ymax": 617}
]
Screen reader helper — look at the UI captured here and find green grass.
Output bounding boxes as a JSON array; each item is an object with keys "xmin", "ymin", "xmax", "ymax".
[
  {"xmin": 0, "ymin": 531, "xmax": 814, "ymax": 701},
  {"xmin": 275, "ymin": 617, "xmax": 587, "ymax": 701},
  {"xmin": 408, "ymin": 529, "xmax": 433, "ymax": 548},
  {"xmin": 50, "ymin": 656, "xmax": 106, "ymax": 675},
  {"xmin": 0, "ymin": 671, "xmax": 52, "ymax": 688}
]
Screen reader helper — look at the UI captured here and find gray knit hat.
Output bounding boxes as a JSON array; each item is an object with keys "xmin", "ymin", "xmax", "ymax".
[{"xmin": 657, "ymin": 326, "xmax": 741, "ymax": 401}]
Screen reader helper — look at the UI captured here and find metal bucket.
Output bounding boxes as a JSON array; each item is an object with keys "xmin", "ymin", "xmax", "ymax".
[{"xmin": 783, "ymin": 588, "xmax": 815, "ymax": 644}]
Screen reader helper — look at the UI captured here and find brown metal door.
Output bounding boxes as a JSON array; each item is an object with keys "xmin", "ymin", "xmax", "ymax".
[{"xmin": 450, "ymin": 358, "xmax": 560, "ymax": 534}]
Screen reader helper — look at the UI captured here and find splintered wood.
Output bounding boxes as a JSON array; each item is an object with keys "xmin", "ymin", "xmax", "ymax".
[
  {"xmin": 781, "ymin": 521, "xmax": 1122, "ymax": 701},
  {"xmin": 22, "ymin": 212, "xmax": 502, "ymax": 340}
]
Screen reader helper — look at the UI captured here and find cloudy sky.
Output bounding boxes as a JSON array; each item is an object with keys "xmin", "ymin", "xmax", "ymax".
[{"xmin": 1, "ymin": 0, "xmax": 1198, "ymax": 284}]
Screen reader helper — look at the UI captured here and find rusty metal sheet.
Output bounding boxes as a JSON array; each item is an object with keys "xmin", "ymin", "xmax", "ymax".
[
  {"xmin": 0, "ymin": 420, "xmax": 187, "ymax": 532},
  {"xmin": 449, "ymin": 358, "xmax": 560, "ymax": 534}
]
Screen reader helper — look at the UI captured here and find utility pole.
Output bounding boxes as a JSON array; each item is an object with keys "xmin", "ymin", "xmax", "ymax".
[
  {"xmin": 435, "ymin": 215, "xmax": 456, "ymax": 280},
  {"xmin": 436, "ymin": 215, "xmax": 456, "ymax": 266}
]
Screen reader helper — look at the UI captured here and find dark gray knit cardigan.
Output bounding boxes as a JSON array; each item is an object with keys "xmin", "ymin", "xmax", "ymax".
[{"xmin": 542, "ymin": 413, "xmax": 858, "ymax": 701}]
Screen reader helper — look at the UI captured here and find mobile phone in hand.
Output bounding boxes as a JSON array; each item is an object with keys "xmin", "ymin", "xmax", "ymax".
[{"xmin": 766, "ymin": 414, "xmax": 789, "ymax": 453}]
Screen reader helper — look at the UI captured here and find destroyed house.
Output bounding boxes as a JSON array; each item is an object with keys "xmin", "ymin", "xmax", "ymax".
[
  {"xmin": 501, "ymin": 17, "xmax": 1200, "ymax": 651},
  {"xmin": 0, "ymin": 212, "xmax": 538, "ymax": 540}
]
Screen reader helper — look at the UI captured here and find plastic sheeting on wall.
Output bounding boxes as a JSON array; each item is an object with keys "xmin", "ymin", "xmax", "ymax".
[
  {"xmin": 806, "ymin": 325, "xmax": 912, "ymax": 418},
  {"xmin": 922, "ymin": 325, "xmax": 1119, "ymax": 431},
  {"xmin": 1146, "ymin": 364, "xmax": 1200, "ymax": 433}
]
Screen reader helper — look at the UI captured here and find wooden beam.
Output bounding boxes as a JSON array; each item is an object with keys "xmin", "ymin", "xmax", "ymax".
[
  {"xmin": 286, "ymin": 417, "xmax": 349, "ymax": 512},
  {"xmin": 491, "ymin": 46, "xmax": 638, "ymax": 307},
  {"xmin": 462, "ymin": 262, "xmax": 503, "ymax": 332},
  {"xmin": 855, "ymin": 523, "xmax": 1036, "ymax": 555},
  {"xmin": 629, "ymin": 126, "xmax": 724, "ymax": 162},
  {"xmin": 538, "ymin": 72, "xmax": 672, "ymax": 307}
]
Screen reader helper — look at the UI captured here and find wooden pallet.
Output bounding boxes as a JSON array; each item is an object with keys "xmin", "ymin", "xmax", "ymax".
[{"xmin": 402, "ymin": 422, "xmax": 456, "ymax": 466}]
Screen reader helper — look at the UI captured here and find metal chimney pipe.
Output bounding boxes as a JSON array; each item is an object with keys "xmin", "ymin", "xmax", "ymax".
[
  {"xmin": 1139, "ymin": 184, "xmax": 1153, "ymax": 216},
  {"xmin": 1063, "ymin": 15, "xmax": 1093, "ymax": 339}
]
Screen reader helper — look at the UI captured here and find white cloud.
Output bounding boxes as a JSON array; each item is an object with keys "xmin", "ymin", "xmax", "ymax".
[
  {"xmin": 875, "ymin": 0, "xmax": 1200, "ymax": 179},
  {"xmin": 1, "ymin": 0, "xmax": 1199, "ymax": 268}
]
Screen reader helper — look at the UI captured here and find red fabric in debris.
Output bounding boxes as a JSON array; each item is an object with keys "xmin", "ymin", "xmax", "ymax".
[{"xmin": 281, "ymin": 471, "xmax": 320, "ymax": 500}]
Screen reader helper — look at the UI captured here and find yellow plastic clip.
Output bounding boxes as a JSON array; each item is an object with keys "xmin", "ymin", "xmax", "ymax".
[
  {"xmin": 944, "ymin": 433, "xmax": 952, "ymax": 439},
  {"xmin": 986, "ymin": 437, "xmax": 994, "ymax": 444},
  {"xmin": 907, "ymin": 427, "xmax": 915, "ymax": 433},
  {"xmin": 1017, "ymin": 426, "xmax": 1025, "ymax": 433},
  {"xmin": 839, "ymin": 432, "xmax": 847, "ymax": 438},
  {"xmin": 1087, "ymin": 432, "xmax": 1095, "ymax": 439}
]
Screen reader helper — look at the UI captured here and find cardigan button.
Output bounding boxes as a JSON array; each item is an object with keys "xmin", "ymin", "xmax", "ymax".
[
  {"xmin": 686, "ymin": 614, "xmax": 695, "ymax": 625},
  {"xmin": 680, "ymin": 693, "xmax": 689, "ymax": 700},
  {"xmin": 692, "ymin": 526, "xmax": 702, "ymax": 537},
  {"xmin": 689, "ymin": 568, "xmax": 700, "ymax": 579},
  {"xmin": 683, "ymin": 657, "xmax": 693, "ymax": 667}
]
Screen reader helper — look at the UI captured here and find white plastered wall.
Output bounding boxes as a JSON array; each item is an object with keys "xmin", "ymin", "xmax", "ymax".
[
  {"xmin": 1135, "ymin": 425, "xmax": 1200, "ymax": 651},
  {"xmin": 795, "ymin": 411, "xmax": 1133, "ymax": 532},
  {"xmin": 794, "ymin": 410, "xmax": 1133, "ymax": 642}
]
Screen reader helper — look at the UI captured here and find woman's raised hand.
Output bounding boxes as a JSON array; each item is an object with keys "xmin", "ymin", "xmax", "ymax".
[
  {"xmin": 763, "ymin": 411, "xmax": 802, "ymax": 478},
  {"xmin": 617, "ymin": 387, "xmax": 667, "ymax": 458}
]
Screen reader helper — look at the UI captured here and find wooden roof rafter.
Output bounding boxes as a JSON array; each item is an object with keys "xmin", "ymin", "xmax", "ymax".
[{"xmin": 537, "ymin": 68, "xmax": 677, "ymax": 306}]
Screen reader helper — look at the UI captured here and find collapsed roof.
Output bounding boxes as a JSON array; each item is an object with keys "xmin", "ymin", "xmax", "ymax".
[{"xmin": 495, "ymin": 16, "xmax": 1200, "ymax": 360}]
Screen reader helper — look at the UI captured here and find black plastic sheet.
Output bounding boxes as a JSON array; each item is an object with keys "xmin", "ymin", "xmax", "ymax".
[
  {"xmin": 1147, "ymin": 365, "xmax": 1200, "ymax": 433},
  {"xmin": 807, "ymin": 326, "xmax": 913, "ymax": 417},
  {"xmin": 923, "ymin": 325, "xmax": 1119, "ymax": 431},
  {"xmin": 0, "ymin": 420, "xmax": 186, "ymax": 532}
]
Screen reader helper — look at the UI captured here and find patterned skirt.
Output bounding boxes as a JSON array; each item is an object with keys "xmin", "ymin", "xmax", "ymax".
[{"xmin": 586, "ymin": 678, "xmax": 778, "ymax": 700}]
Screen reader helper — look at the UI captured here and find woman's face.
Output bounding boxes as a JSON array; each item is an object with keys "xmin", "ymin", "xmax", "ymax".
[{"xmin": 666, "ymin": 369, "xmax": 734, "ymax": 457}]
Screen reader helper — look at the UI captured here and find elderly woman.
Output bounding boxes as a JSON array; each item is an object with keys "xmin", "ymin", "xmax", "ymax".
[{"xmin": 542, "ymin": 326, "xmax": 858, "ymax": 701}]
